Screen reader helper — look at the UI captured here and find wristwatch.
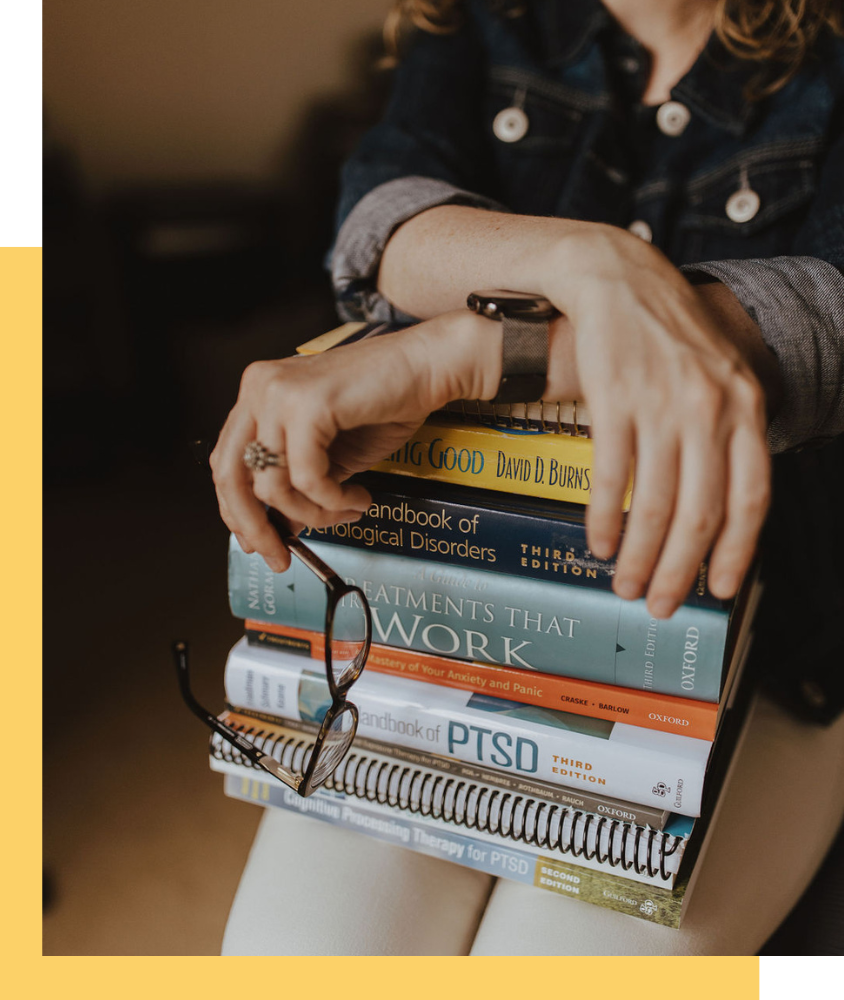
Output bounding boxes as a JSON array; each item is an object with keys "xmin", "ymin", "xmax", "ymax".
[{"xmin": 467, "ymin": 289, "xmax": 558, "ymax": 403}]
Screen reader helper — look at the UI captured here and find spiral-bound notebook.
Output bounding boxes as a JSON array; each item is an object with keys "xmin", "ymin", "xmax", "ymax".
[
  {"xmin": 211, "ymin": 663, "xmax": 756, "ymax": 929},
  {"xmin": 222, "ymin": 706, "xmax": 674, "ymax": 827},
  {"xmin": 210, "ymin": 711, "xmax": 696, "ymax": 913}
]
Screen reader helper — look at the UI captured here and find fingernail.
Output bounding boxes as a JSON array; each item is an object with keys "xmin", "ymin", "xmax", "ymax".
[
  {"xmin": 650, "ymin": 599, "xmax": 676, "ymax": 619},
  {"xmin": 235, "ymin": 534, "xmax": 256, "ymax": 555},
  {"xmin": 712, "ymin": 574, "xmax": 738, "ymax": 598},
  {"xmin": 590, "ymin": 539, "xmax": 614, "ymax": 560},
  {"xmin": 340, "ymin": 510, "xmax": 364, "ymax": 522},
  {"xmin": 614, "ymin": 579, "xmax": 641, "ymax": 601},
  {"xmin": 266, "ymin": 557, "xmax": 287, "ymax": 574}
]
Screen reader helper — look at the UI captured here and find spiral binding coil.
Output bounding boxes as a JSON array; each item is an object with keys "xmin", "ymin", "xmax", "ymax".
[
  {"xmin": 211, "ymin": 723, "xmax": 684, "ymax": 881},
  {"xmin": 441, "ymin": 399, "xmax": 589, "ymax": 436}
]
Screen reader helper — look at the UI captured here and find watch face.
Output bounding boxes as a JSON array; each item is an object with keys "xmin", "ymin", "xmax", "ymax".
[{"xmin": 467, "ymin": 289, "xmax": 557, "ymax": 320}]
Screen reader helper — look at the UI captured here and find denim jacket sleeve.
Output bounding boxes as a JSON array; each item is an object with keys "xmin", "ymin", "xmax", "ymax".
[
  {"xmin": 681, "ymin": 256, "xmax": 844, "ymax": 454},
  {"xmin": 331, "ymin": 20, "xmax": 509, "ymax": 323},
  {"xmin": 682, "ymin": 129, "xmax": 844, "ymax": 454}
]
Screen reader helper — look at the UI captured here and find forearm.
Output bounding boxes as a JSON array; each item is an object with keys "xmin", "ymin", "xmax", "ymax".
[
  {"xmin": 380, "ymin": 308, "xmax": 580, "ymax": 407},
  {"xmin": 391, "ymin": 286, "xmax": 769, "ymax": 418},
  {"xmin": 377, "ymin": 204, "xmax": 595, "ymax": 319},
  {"xmin": 693, "ymin": 280, "xmax": 784, "ymax": 420}
]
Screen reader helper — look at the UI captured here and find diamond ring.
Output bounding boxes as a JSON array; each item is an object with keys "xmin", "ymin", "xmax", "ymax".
[{"xmin": 243, "ymin": 440, "xmax": 287, "ymax": 471}]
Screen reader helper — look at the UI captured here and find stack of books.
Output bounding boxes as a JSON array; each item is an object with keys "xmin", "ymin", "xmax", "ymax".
[{"xmin": 210, "ymin": 322, "xmax": 760, "ymax": 929}]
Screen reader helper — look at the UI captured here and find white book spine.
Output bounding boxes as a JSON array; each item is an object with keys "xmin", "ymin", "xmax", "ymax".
[{"xmin": 224, "ymin": 638, "xmax": 708, "ymax": 815}]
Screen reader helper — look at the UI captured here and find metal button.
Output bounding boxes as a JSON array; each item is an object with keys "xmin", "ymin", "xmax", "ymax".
[
  {"xmin": 493, "ymin": 106, "xmax": 529, "ymax": 143},
  {"xmin": 725, "ymin": 187, "xmax": 761, "ymax": 223},
  {"xmin": 628, "ymin": 219, "xmax": 653, "ymax": 242},
  {"xmin": 656, "ymin": 100, "xmax": 691, "ymax": 136}
]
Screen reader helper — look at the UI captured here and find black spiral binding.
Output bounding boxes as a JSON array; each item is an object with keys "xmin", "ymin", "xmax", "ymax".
[
  {"xmin": 211, "ymin": 723, "xmax": 684, "ymax": 882},
  {"xmin": 441, "ymin": 399, "xmax": 590, "ymax": 436}
]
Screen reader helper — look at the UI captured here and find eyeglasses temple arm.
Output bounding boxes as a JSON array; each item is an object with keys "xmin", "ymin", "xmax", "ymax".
[
  {"xmin": 264, "ymin": 508, "xmax": 344, "ymax": 586},
  {"xmin": 172, "ymin": 641, "xmax": 302, "ymax": 789},
  {"xmin": 287, "ymin": 536, "xmax": 339, "ymax": 585}
]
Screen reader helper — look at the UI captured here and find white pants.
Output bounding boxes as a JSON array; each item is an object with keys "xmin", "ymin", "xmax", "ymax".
[{"xmin": 222, "ymin": 696, "xmax": 844, "ymax": 956}]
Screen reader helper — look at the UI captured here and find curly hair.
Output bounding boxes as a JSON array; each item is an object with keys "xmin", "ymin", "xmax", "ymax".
[
  {"xmin": 382, "ymin": 0, "xmax": 844, "ymax": 99},
  {"xmin": 715, "ymin": 0, "xmax": 844, "ymax": 96}
]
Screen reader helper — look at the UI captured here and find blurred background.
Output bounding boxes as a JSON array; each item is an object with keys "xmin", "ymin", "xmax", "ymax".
[{"xmin": 43, "ymin": 0, "xmax": 393, "ymax": 955}]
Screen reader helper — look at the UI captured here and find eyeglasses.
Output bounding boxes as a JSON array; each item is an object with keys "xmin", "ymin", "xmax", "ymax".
[{"xmin": 174, "ymin": 532, "xmax": 372, "ymax": 797}]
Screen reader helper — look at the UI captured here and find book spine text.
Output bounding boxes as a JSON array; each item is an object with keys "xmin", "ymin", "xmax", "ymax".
[
  {"xmin": 222, "ymin": 771, "xmax": 687, "ymax": 928},
  {"xmin": 245, "ymin": 621, "xmax": 720, "ymax": 740},
  {"xmin": 370, "ymin": 418, "xmax": 630, "ymax": 508},
  {"xmin": 223, "ymin": 642, "xmax": 709, "ymax": 814},
  {"xmin": 229, "ymin": 538, "xmax": 729, "ymax": 702}
]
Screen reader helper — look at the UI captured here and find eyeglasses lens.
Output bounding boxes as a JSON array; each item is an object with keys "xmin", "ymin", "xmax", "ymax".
[
  {"xmin": 329, "ymin": 592, "xmax": 369, "ymax": 688},
  {"xmin": 310, "ymin": 705, "xmax": 357, "ymax": 788}
]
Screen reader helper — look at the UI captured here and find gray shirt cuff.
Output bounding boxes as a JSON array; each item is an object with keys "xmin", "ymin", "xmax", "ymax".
[
  {"xmin": 331, "ymin": 176, "xmax": 509, "ymax": 323},
  {"xmin": 681, "ymin": 256, "xmax": 844, "ymax": 453}
]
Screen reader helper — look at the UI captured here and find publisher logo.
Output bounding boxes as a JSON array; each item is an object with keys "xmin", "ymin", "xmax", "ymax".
[{"xmin": 652, "ymin": 781, "xmax": 671, "ymax": 797}]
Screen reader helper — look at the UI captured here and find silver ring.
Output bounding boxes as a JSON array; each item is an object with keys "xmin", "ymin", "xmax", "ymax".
[{"xmin": 243, "ymin": 440, "xmax": 287, "ymax": 472}]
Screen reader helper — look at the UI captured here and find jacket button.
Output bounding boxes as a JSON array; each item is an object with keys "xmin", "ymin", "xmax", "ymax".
[
  {"xmin": 628, "ymin": 219, "xmax": 653, "ymax": 242},
  {"xmin": 725, "ymin": 187, "xmax": 761, "ymax": 223},
  {"xmin": 493, "ymin": 106, "xmax": 529, "ymax": 143},
  {"xmin": 656, "ymin": 101, "xmax": 691, "ymax": 136}
]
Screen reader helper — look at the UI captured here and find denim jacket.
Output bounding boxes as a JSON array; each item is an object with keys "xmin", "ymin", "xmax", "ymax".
[
  {"xmin": 332, "ymin": 0, "xmax": 844, "ymax": 455},
  {"xmin": 331, "ymin": 0, "xmax": 844, "ymax": 720}
]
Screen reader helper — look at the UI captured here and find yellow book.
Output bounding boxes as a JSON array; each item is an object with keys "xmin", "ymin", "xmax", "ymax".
[
  {"xmin": 297, "ymin": 321, "xmax": 367, "ymax": 355},
  {"xmin": 372, "ymin": 415, "xmax": 631, "ymax": 508},
  {"xmin": 297, "ymin": 322, "xmax": 630, "ymax": 507}
]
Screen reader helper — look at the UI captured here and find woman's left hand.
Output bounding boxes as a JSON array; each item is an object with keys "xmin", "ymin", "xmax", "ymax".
[{"xmin": 208, "ymin": 311, "xmax": 512, "ymax": 572}]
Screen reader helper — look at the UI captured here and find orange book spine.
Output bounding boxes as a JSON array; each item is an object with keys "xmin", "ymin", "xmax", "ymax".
[{"xmin": 244, "ymin": 619, "xmax": 718, "ymax": 741}]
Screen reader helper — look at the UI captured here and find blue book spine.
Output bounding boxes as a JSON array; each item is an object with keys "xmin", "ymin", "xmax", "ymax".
[
  {"xmin": 301, "ymin": 473, "xmax": 727, "ymax": 611},
  {"xmin": 229, "ymin": 538, "xmax": 730, "ymax": 702}
]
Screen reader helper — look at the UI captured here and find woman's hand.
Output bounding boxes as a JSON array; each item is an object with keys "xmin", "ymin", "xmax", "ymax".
[
  {"xmin": 213, "ymin": 212, "xmax": 774, "ymax": 616},
  {"xmin": 377, "ymin": 205, "xmax": 776, "ymax": 616},
  {"xmin": 209, "ymin": 311, "xmax": 510, "ymax": 571},
  {"xmin": 539, "ymin": 225, "xmax": 773, "ymax": 618}
]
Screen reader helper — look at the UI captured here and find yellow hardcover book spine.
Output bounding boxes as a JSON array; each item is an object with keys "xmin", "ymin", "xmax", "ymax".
[{"xmin": 372, "ymin": 417, "xmax": 632, "ymax": 509}]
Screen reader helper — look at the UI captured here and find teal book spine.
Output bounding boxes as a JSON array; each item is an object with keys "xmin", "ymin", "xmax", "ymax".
[{"xmin": 229, "ymin": 537, "xmax": 730, "ymax": 702}]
